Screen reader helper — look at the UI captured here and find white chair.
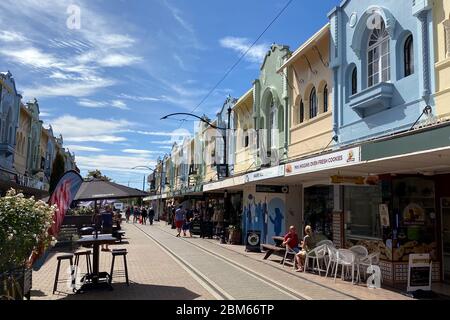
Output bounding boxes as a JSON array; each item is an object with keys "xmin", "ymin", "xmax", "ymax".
[
  {"xmin": 283, "ymin": 246, "xmax": 298, "ymax": 270},
  {"xmin": 304, "ymin": 244, "xmax": 328, "ymax": 276},
  {"xmin": 349, "ymin": 245, "xmax": 368, "ymax": 258},
  {"xmin": 325, "ymin": 245, "xmax": 338, "ymax": 278},
  {"xmin": 334, "ymin": 249, "xmax": 357, "ymax": 284},
  {"xmin": 316, "ymin": 240, "xmax": 334, "ymax": 248},
  {"xmin": 359, "ymin": 252, "xmax": 382, "ymax": 283}
]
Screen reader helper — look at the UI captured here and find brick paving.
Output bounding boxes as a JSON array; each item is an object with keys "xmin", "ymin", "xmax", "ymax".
[
  {"xmin": 31, "ymin": 222, "xmax": 214, "ymax": 300},
  {"xmin": 31, "ymin": 221, "xmax": 413, "ymax": 300}
]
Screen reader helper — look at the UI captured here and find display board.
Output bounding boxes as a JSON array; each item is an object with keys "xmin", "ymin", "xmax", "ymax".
[
  {"xmin": 245, "ymin": 230, "xmax": 261, "ymax": 252},
  {"xmin": 407, "ymin": 253, "xmax": 432, "ymax": 292}
]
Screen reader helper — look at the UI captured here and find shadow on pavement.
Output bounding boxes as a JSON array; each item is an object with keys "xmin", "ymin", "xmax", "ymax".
[{"xmin": 57, "ymin": 283, "xmax": 203, "ymax": 300}]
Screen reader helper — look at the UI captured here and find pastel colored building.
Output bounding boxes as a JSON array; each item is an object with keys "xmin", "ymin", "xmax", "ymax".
[
  {"xmin": 233, "ymin": 89, "xmax": 256, "ymax": 176},
  {"xmin": 0, "ymin": 71, "xmax": 21, "ymax": 175},
  {"xmin": 328, "ymin": 0, "xmax": 435, "ymax": 146},
  {"xmin": 434, "ymin": 0, "xmax": 450, "ymax": 120},
  {"xmin": 253, "ymin": 44, "xmax": 291, "ymax": 167},
  {"xmin": 280, "ymin": 24, "xmax": 334, "ymax": 160}
]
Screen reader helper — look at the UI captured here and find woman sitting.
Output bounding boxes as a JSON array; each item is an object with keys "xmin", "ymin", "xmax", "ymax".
[{"xmin": 295, "ymin": 225, "xmax": 315, "ymax": 272}]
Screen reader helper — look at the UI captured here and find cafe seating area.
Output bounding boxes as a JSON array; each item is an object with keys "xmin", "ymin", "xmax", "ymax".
[{"xmin": 262, "ymin": 235, "xmax": 382, "ymax": 286}]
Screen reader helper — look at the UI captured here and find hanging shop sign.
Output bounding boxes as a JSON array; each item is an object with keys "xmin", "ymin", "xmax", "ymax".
[
  {"xmin": 245, "ymin": 165, "xmax": 285, "ymax": 183},
  {"xmin": 256, "ymin": 185, "xmax": 289, "ymax": 194},
  {"xmin": 407, "ymin": 254, "xmax": 432, "ymax": 292},
  {"xmin": 285, "ymin": 147, "xmax": 361, "ymax": 177}
]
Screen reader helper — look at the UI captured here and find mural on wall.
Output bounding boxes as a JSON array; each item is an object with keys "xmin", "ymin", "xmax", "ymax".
[{"xmin": 242, "ymin": 193, "xmax": 285, "ymax": 244}]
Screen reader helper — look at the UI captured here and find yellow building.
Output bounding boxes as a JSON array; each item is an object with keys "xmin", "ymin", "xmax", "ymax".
[
  {"xmin": 279, "ymin": 24, "xmax": 334, "ymax": 160},
  {"xmin": 233, "ymin": 88, "xmax": 256, "ymax": 175},
  {"xmin": 14, "ymin": 103, "xmax": 31, "ymax": 176},
  {"xmin": 434, "ymin": 0, "xmax": 450, "ymax": 120}
]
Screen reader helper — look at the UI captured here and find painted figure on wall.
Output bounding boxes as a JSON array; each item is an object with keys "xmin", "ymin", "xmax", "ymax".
[{"xmin": 267, "ymin": 197, "xmax": 285, "ymax": 240}]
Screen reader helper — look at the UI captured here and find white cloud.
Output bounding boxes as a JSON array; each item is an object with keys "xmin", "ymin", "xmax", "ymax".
[
  {"xmin": 0, "ymin": 31, "xmax": 27, "ymax": 42},
  {"xmin": 0, "ymin": 47, "xmax": 62, "ymax": 69},
  {"xmin": 65, "ymin": 145, "xmax": 105, "ymax": 152},
  {"xmin": 76, "ymin": 154, "xmax": 156, "ymax": 173},
  {"xmin": 98, "ymin": 54, "xmax": 142, "ymax": 67},
  {"xmin": 122, "ymin": 149, "xmax": 155, "ymax": 155},
  {"xmin": 151, "ymin": 140, "xmax": 178, "ymax": 145},
  {"xmin": 133, "ymin": 130, "xmax": 191, "ymax": 137},
  {"xmin": 77, "ymin": 99, "xmax": 129, "ymax": 110},
  {"xmin": 23, "ymin": 78, "xmax": 116, "ymax": 98},
  {"xmin": 119, "ymin": 94, "xmax": 162, "ymax": 102},
  {"xmin": 220, "ymin": 37, "xmax": 269, "ymax": 63},
  {"xmin": 51, "ymin": 115, "xmax": 131, "ymax": 144}
]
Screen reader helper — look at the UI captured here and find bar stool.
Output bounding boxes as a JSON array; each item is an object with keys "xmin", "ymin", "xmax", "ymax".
[
  {"xmin": 53, "ymin": 254, "xmax": 74, "ymax": 294},
  {"xmin": 74, "ymin": 250, "xmax": 92, "ymax": 274},
  {"xmin": 109, "ymin": 249, "xmax": 129, "ymax": 286}
]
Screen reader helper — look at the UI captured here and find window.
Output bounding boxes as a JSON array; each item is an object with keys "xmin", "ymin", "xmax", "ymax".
[
  {"xmin": 368, "ymin": 20, "xmax": 390, "ymax": 87},
  {"xmin": 404, "ymin": 35, "xmax": 414, "ymax": 77},
  {"xmin": 344, "ymin": 186, "xmax": 382, "ymax": 239},
  {"xmin": 323, "ymin": 85, "xmax": 329, "ymax": 113},
  {"xmin": 351, "ymin": 67, "xmax": 358, "ymax": 95},
  {"xmin": 270, "ymin": 99, "xmax": 277, "ymax": 149},
  {"xmin": 243, "ymin": 129, "xmax": 249, "ymax": 148},
  {"xmin": 299, "ymin": 100, "xmax": 304, "ymax": 124},
  {"xmin": 309, "ymin": 87, "xmax": 317, "ymax": 119}
]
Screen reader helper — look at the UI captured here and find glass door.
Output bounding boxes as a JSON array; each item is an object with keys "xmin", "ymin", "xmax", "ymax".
[{"xmin": 441, "ymin": 198, "xmax": 450, "ymax": 283}]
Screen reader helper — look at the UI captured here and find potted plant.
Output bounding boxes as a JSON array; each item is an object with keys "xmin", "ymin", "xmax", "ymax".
[
  {"xmin": 228, "ymin": 225, "xmax": 242, "ymax": 245},
  {"xmin": 0, "ymin": 189, "xmax": 56, "ymax": 300}
]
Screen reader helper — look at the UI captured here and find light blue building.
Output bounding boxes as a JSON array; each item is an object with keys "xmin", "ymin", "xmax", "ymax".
[
  {"xmin": 0, "ymin": 71, "xmax": 21, "ymax": 174},
  {"xmin": 328, "ymin": 0, "xmax": 435, "ymax": 146}
]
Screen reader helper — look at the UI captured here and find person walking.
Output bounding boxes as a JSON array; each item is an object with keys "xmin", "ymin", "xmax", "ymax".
[
  {"xmin": 149, "ymin": 206, "xmax": 155, "ymax": 225},
  {"xmin": 125, "ymin": 206, "xmax": 131, "ymax": 223},
  {"xmin": 141, "ymin": 206, "xmax": 148, "ymax": 225},
  {"xmin": 101, "ymin": 206, "xmax": 114, "ymax": 251},
  {"xmin": 175, "ymin": 205, "xmax": 185, "ymax": 237}
]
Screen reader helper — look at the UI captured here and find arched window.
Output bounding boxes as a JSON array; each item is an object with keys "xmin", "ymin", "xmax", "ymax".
[
  {"xmin": 270, "ymin": 98, "xmax": 277, "ymax": 149},
  {"xmin": 323, "ymin": 85, "xmax": 329, "ymax": 113},
  {"xmin": 404, "ymin": 35, "xmax": 414, "ymax": 77},
  {"xmin": 309, "ymin": 87, "xmax": 317, "ymax": 119},
  {"xmin": 299, "ymin": 100, "xmax": 304, "ymax": 124},
  {"xmin": 368, "ymin": 20, "xmax": 390, "ymax": 87},
  {"xmin": 352, "ymin": 67, "xmax": 358, "ymax": 95}
]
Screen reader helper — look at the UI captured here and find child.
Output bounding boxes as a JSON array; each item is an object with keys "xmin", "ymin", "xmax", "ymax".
[{"xmin": 182, "ymin": 218, "xmax": 193, "ymax": 237}]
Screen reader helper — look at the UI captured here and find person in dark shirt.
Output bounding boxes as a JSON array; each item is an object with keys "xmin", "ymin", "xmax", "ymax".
[
  {"xmin": 101, "ymin": 206, "xmax": 113, "ymax": 251},
  {"xmin": 149, "ymin": 207, "xmax": 155, "ymax": 225},
  {"xmin": 141, "ymin": 206, "xmax": 148, "ymax": 225}
]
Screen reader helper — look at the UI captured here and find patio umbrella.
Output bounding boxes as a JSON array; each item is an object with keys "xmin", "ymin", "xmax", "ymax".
[{"xmin": 74, "ymin": 178, "xmax": 149, "ymax": 202}]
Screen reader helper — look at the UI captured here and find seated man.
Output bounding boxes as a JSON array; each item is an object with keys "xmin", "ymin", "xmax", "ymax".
[
  {"xmin": 295, "ymin": 225, "xmax": 315, "ymax": 272},
  {"xmin": 282, "ymin": 226, "xmax": 300, "ymax": 254}
]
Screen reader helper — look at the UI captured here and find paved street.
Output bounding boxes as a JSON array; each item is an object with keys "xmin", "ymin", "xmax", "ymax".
[{"xmin": 31, "ymin": 222, "xmax": 412, "ymax": 300}]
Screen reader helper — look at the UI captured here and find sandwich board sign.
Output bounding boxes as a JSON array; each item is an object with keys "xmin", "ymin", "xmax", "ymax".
[{"xmin": 407, "ymin": 254, "xmax": 432, "ymax": 292}]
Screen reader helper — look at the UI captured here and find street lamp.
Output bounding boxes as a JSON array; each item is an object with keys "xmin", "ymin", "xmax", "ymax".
[
  {"xmin": 161, "ymin": 109, "xmax": 232, "ymax": 178},
  {"xmin": 131, "ymin": 166, "xmax": 156, "ymax": 191}
]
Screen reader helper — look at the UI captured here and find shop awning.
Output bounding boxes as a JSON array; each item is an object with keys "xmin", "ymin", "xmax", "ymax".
[{"xmin": 74, "ymin": 179, "xmax": 149, "ymax": 201}]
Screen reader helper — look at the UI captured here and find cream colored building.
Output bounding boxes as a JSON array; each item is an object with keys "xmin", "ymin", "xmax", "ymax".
[
  {"xmin": 434, "ymin": 0, "xmax": 450, "ymax": 120},
  {"xmin": 280, "ymin": 24, "xmax": 334, "ymax": 160},
  {"xmin": 233, "ymin": 88, "xmax": 256, "ymax": 175},
  {"xmin": 14, "ymin": 103, "xmax": 31, "ymax": 176}
]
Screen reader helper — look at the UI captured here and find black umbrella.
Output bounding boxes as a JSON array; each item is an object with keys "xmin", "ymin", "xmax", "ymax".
[{"xmin": 74, "ymin": 178, "xmax": 149, "ymax": 201}]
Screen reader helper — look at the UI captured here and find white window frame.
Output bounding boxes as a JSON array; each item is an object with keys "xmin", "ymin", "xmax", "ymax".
[{"xmin": 367, "ymin": 20, "xmax": 391, "ymax": 87}]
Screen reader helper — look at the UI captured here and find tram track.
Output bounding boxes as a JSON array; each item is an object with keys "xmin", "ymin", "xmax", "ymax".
[{"xmin": 134, "ymin": 224, "xmax": 309, "ymax": 300}]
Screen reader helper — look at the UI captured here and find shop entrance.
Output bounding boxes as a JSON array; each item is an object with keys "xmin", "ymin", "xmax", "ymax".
[
  {"xmin": 442, "ymin": 197, "xmax": 450, "ymax": 283},
  {"xmin": 304, "ymin": 185, "xmax": 334, "ymax": 240}
]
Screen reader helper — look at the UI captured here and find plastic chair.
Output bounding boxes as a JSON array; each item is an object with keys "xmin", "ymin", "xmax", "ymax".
[
  {"xmin": 316, "ymin": 240, "xmax": 334, "ymax": 248},
  {"xmin": 304, "ymin": 244, "xmax": 328, "ymax": 276},
  {"xmin": 283, "ymin": 246, "xmax": 298, "ymax": 270},
  {"xmin": 334, "ymin": 249, "xmax": 357, "ymax": 284},
  {"xmin": 349, "ymin": 245, "xmax": 368, "ymax": 258},
  {"xmin": 359, "ymin": 252, "xmax": 382, "ymax": 283},
  {"xmin": 325, "ymin": 245, "xmax": 338, "ymax": 278}
]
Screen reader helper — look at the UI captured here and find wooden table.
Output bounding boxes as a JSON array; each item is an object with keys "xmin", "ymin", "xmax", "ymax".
[{"xmin": 76, "ymin": 234, "xmax": 118, "ymax": 293}]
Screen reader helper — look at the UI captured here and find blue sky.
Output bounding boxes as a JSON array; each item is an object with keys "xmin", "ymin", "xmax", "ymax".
[{"xmin": 0, "ymin": 0, "xmax": 339, "ymax": 189}]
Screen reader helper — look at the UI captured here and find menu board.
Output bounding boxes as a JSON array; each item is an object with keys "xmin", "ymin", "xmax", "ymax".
[{"xmin": 407, "ymin": 254, "xmax": 432, "ymax": 292}]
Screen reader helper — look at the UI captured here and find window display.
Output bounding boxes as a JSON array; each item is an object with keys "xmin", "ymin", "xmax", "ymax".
[
  {"xmin": 304, "ymin": 186, "xmax": 333, "ymax": 240},
  {"xmin": 344, "ymin": 185, "xmax": 382, "ymax": 240}
]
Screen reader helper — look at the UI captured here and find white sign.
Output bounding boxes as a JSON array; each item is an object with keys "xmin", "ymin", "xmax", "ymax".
[
  {"xmin": 203, "ymin": 176, "xmax": 245, "ymax": 192},
  {"xmin": 245, "ymin": 165, "xmax": 285, "ymax": 183},
  {"xmin": 285, "ymin": 147, "xmax": 361, "ymax": 176},
  {"xmin": 114, "ymin": 202, "xmax": 124, "ymax": 211},
  {"xmin": 407, "ymin": 254, "xmax": 432, "ymax": 292}
]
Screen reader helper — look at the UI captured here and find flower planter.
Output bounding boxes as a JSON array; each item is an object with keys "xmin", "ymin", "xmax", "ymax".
[
  {"xmin": 228, "ymin": 229, "xmax": 242, "ymax": 245},
  {"xmin": 0, "ymin": 267, "xmax": 32, "ymax": 300}
]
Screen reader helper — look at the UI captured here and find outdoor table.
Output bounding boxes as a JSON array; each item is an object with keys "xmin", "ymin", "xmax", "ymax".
[
  {"xmin": 272, "ymin": 236, "xmax": 285, "ymax": 247},
  {"xmin": 76, "ymin": 234, "xmax": 118, "ymax": 293}
]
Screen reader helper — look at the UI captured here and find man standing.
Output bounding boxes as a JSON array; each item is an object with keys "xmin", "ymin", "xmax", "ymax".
[
  {"xmin": 141, "ymin": 206, "xmax": 148, "ymax": 225},
  {"xmin": 149, "ymin": 206, "xmax": 155, "ymax": 225},
  {"xmin": 175, "ymin": 205, "xmax": 185, "ymax": 237}
]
